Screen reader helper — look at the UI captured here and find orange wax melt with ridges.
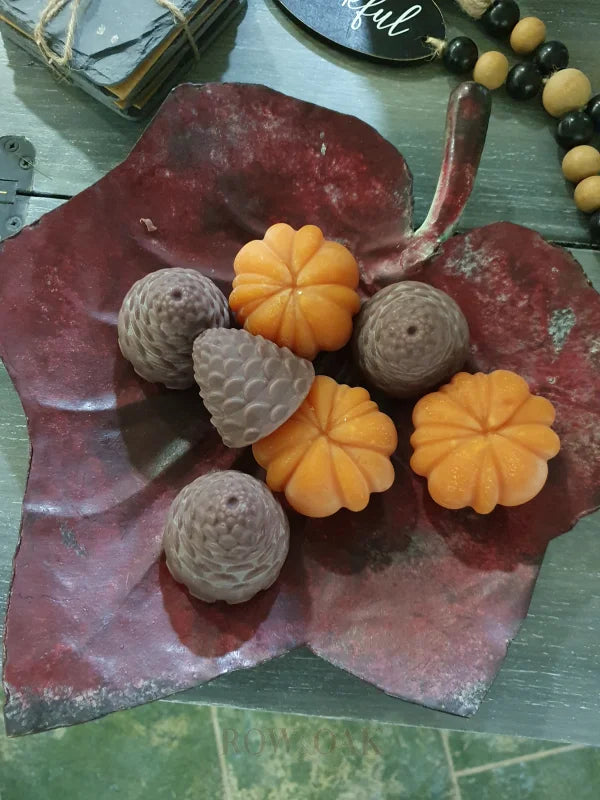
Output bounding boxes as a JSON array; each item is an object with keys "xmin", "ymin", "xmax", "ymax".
[
  {"xmin": 229, "ymin": 223, "xmax": 361, "ymax": 360},
  {"xmin": 253, "ymin": 375, "xmax": 398, "ymax": 517},
  {"xmin": 410, "ymin": 370, "xmax": 560, "ymax": 514}
]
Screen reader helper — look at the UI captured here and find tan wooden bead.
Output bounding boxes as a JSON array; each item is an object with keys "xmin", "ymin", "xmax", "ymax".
[
  {"xmin": 574, "ymin": 176, "xmax": 600, "ymax": 213},
  {"xmin": 510, "ymin": 17, "xmax": 547, "ymax": 54},
  {"xmin": 562, "ymin": 146, "xmax": 600, "ymax": 184},
  {"xmin": 542, "ymin": 69, "xmax": 592, "ymax": 118},
  {"xmin": 473, "ymin": 51, "xmax": 509, "ymax": 90}
]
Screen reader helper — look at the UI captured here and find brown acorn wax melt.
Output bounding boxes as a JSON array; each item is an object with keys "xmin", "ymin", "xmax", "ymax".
[
  {"xmin": 354, "ymin": 281, "xmax": 469, "ymax": 398},
  {"xmin": 163, "ymin": 471, "xmax": 289, "ymax": 604},
  {"xmin": 118, "ymin": 268, "xmax": 230, "ymax": 389}
]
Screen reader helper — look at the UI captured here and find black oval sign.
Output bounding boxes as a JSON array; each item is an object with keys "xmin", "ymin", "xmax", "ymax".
[{"xmin": 277, "ymin": 0, "xmax": 446, "ymax": 63}]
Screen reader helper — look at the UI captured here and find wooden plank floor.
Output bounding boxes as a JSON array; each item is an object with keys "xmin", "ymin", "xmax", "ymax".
[{"xmin": 1, "ymin": 0, "xmax": 600, "ymax": 744}]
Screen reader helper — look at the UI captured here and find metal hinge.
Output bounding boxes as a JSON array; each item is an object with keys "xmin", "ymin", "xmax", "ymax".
[{"xmin": 0, "ymin": 136, "xmax": 35, "ymax": 241}]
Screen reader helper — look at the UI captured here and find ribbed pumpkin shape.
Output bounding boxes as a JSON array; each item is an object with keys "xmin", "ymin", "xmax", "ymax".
[
  {"xmin": 229, "ymin": 223, "xmax": 361, "ymax": 360},
  {"xmin": 410, "ymin": 370, "xmax": 561, "ymax": 514},
  {"xmin": 253, "ymin": 375, "xmax": 398, "ymax": 517}
]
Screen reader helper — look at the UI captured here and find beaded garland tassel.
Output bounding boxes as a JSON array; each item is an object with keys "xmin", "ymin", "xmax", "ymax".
[{"xmin": 434, "ymin": 0, "xmax": 600, "ymax": 243}]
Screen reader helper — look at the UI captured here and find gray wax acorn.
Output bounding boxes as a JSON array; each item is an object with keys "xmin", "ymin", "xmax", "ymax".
[
  {"xmin": 354, "ymin": 281, "xmax": 469, "ymax": 398},
  {"xmin": 163, "ymin": 471, "xmax": 289, "ymax": 604},
  {"xmin": 193, "ymin": 328, "xmax": 315, "ymax": 448},
  {"xmin": 118, "ymin": 268, "xmax": 230, "ymax": 390}
]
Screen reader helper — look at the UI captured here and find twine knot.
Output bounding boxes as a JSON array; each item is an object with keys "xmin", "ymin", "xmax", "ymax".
[
  {"xmin": 33, "ymin": 0, "xmax": 81, "ymax": 69},
  {"xmin": 34, "ymin": 0, "xmax": 200, "ymax": 74}
]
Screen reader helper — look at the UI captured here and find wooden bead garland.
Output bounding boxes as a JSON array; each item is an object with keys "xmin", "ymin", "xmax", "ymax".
[
  {"xmin": 509, "ymin": 16, "xmax": 546, "ymax": 54},
  {"xmin": 438, "ymin": 0, "xmax": 600, "ymax": 243},
  {"xmin": 473, "ymin": 51, "xmax": 509, "ymax": 89},
  {"xmin": 562, "ymin": 146, "xmax": 600, "ymax": 184},
  {"xmin": 542, "ymin": 69, "xmax": 593, "ymax": 118},
  {"xmin": 574, "ymin": 176, "xmax": 600, "ymax": 213}
]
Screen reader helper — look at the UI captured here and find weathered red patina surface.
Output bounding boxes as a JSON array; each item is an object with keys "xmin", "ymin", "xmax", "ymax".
[{"xmin": 1, "ymin": 82, "xmax": 598, "ymax": 735}]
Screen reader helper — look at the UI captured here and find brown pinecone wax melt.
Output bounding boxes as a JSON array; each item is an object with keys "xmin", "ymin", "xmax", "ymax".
[
  {"xmin": 193, "ymin": 328, "xmax": 315, "ymax": 447},
  {"xmin": 354, "ymin": 281, "xmax": 469, "ymax": 399},
  {"xmin": 163, "ymin": 471, "xmax": 289, "ymax": 604},
  {"xmin": 118, "ymin": 268, "xmax": 230, "ymax": 389}
]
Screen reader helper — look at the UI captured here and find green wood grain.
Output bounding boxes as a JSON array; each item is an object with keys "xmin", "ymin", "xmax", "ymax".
[
  {"xmin": 22, "ymin": 196, "xmax": 64, "ymax": 226},
  {"xmin": 1, "ymin": 0, "xmax": 600, "ymax": 242}
]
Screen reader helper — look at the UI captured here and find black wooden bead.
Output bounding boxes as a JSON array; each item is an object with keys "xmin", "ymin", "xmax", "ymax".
[
  {"xmin": 534, "ymin": 41, "xmax": 569, "ymax": 76},
  {"xmin": 442, "ymin": 37, "xmax": 479, "ymax": 74},
  {"xmin": 591, "ymin": 211, "xmax": 600, "ymax": 244},
  {"xmin": 481, "ymin": 0, "xmax": 520, "ymax": 37},
  {"xmin": 506, "ymin": 63, "xmax": 543, "ymax": 100},
  {"xmin": 556, "ymin": 111, "xmax": 594, "ymax": 149},
  {"xmin": 587, "ymin": 94, "xmax": 600, "ymax": 132}
]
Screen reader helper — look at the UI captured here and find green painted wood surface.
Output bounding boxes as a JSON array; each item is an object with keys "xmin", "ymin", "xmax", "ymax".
[{"xmin": 1, "ymin": 0, "xmax": 600, "ymax": 745}]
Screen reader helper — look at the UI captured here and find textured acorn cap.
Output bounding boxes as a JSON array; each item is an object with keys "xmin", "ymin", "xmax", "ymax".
[
  {"xmin": 193, "ymin": 328, "xmax": 315, "ymax": 447},
  {"xmin": 163, "ymin": 471, "xmax": 289, "ymax": 604},
  {"xmin": 354, "ymin": 281, "xmax": 469, "ymax": 399},
  {"xmin": 118, "ymin": 268, "xmax": 230, "ymax": 389}
]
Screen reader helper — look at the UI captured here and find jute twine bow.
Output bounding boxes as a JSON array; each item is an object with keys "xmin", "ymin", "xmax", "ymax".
[{"xmin": 33, "ymin": 0, "xmax": 199, "ymax": 73}]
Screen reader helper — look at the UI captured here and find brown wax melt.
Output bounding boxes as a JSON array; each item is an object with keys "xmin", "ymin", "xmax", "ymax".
[
  {"xmin": 163, "ymin": 471, "xmax": 289, "ymax": 604},
  {"xmin": 118, "ymin": 268, "xmax": 230, "ymax": 389},
  {"xmin": 193, "ymin": 328, "xmax": 315, "ymax": 448},
  {"xmin": 354, "ymin": 281, "xmax": 469, "ymax": 398}
]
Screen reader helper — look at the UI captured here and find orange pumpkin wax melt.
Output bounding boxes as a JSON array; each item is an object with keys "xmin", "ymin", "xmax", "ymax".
[
  {"xmin": 229, "ymin": 223, "xmax": 361, "ymax": 360},
  {"xmin": 253, "ymin": 375, "xmax": 398, "ymax": 517},
  {"xmin": 410, "ymin": 370, "xmax": 560, "ymax": 514}
]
